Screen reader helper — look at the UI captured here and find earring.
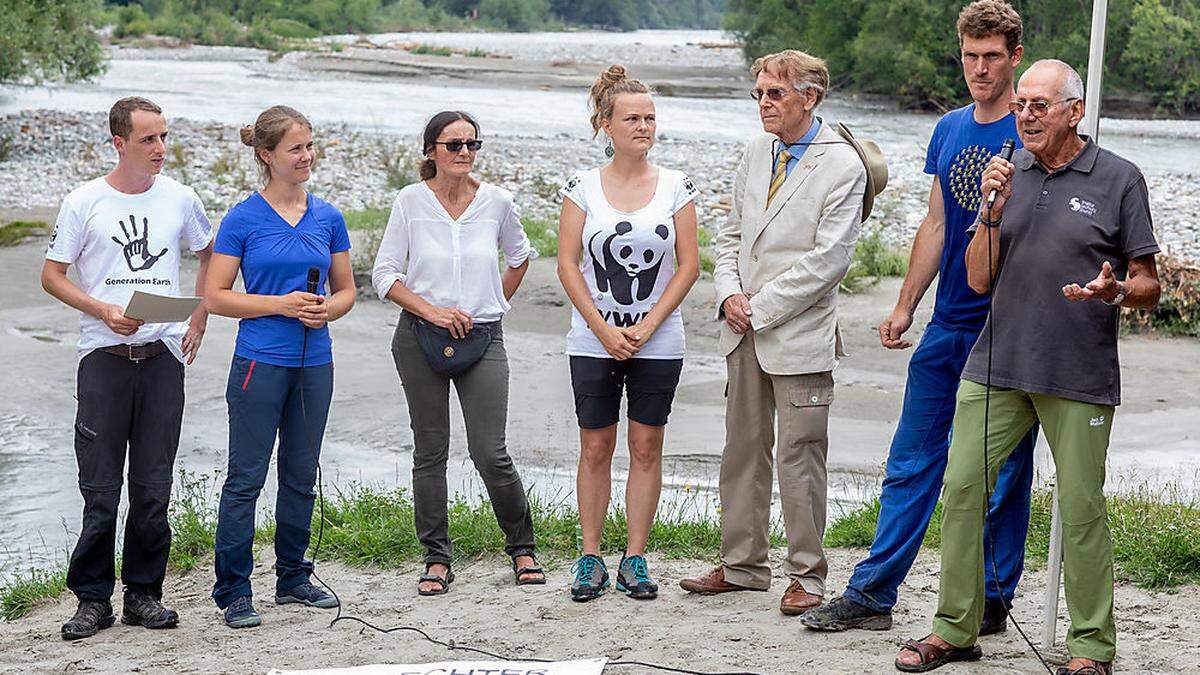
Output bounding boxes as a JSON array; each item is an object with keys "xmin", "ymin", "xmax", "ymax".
[{"xmin": 605, "ymin": 138, "xmax": 615, "ymax": 159}]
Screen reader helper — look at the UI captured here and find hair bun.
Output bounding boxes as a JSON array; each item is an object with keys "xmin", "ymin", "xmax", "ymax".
[
  {"xmin": 239, "ymin": 125, "xmax": 255, "ymax": 146},
  {"xmin": 601, "ymin": 64, "xmax": 627, "ymax": 86}
]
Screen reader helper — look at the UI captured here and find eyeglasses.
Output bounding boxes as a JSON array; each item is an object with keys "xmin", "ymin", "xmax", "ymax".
[
  {"xmin": 434, "ymin": 139, "xmax": 483, "ymax": 152},
  {"xmin": 750, "ymin": 87, "xmax": 790, "ymax": 102},
  {"xmin": 1008, "ymin": 98, "xmax": 1078, "ymax": 118}
]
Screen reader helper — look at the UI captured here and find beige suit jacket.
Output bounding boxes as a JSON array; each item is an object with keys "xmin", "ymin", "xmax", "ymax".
[{"xmin": 713, "ymin": 121, "xmax": 867, "ymax": 375}]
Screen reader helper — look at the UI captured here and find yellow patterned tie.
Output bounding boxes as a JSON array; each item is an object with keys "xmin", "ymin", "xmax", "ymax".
[{"xmin": 766, "ymin": 147, "xmax": 792, "ymax": 208}]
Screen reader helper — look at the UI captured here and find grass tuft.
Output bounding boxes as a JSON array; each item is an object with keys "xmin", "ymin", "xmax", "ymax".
[
  {"xmin": 841, "ymin": 230, "xmax": 909, "ymax": 294},
  {"xmin": 0, "ymin": 568, "xmax": 67, "ymax": 621},
  {"xmin": 0, "ymin": 220, "xmax": 49, "ymax": 247}
]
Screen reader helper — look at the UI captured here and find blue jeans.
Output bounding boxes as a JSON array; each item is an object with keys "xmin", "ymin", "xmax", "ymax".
[
  {"xmin": 212, "ymin": 356, "xmax": 333, "ymax": 609},
  {"xmin": 843, "ymin": 321, "xmax": 1035, "ymax": 614}
]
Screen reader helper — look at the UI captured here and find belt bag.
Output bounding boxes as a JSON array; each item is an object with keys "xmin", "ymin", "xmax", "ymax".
[{"xmin": 408, "ymin": 313, "xmax": 497, "ymax": 376}]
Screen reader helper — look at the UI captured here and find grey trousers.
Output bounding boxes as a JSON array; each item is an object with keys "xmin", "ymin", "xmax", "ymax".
[{"xmin": 391, "ymin": 314, "xmax": 535, "ymax": 566}]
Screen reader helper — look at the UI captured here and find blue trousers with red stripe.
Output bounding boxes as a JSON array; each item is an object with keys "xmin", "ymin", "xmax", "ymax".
[
  {"xmin": 842, "ymin": 321, "xmax": 1035, "ymax": 613},
  {"xmin": 212, "ymin": 356, "xmax": 332, "ymax": 609}
]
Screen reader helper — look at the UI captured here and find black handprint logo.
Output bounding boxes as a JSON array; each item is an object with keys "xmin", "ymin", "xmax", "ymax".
[{"xmin": 111, "ymin": 213, "xmax": 168, "ymax": 272}]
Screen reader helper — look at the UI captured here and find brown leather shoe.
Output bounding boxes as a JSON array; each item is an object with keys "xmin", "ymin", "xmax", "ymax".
[
  {"xmin": 779, "ymin": 580, "xmax": 822, "ymax": 616},
  {"xmin": 679, "ymin": 566, "xmax": 755, "ymax": 594}
]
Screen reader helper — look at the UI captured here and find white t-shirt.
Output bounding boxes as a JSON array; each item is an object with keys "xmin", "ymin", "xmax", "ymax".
[
  {"xmin": 560, "ymin": 167, "xmax": 697, "ymax": 360},
  {"xmin": 371, "ymin": 181, "xmax": 538, "ymax": 322},
  {"xmin": 45, "ymin": 175, "xmax": 214, "ymax": 362}
]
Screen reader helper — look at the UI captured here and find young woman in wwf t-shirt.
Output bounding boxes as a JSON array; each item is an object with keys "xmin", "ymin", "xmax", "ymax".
[{"xmin": 556, "ymin": 64, "xmax": 700, "ymax": 602}]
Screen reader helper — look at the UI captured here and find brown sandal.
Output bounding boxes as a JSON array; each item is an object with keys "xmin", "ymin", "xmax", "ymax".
[
  {"xmin": 1055, "ymin": 661, "xmax": 1112, "ymax": 675},
  {"xmin": 895, "ymin": 638, "xmax": 983, "ymax": 672}
]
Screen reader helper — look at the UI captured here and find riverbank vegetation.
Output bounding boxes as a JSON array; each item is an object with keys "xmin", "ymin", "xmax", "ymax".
[
  {"xmin": 725, "ymin": 0, "xmax": 1200, "ymax": 114},
  {"xmin": 5, "ymin": 471, "xmax": 1198, "ymax": 620}
]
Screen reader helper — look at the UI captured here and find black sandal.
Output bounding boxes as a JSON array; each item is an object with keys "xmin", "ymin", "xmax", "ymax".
[
  {"xmin": 895, "ymin": 638, "xmax": 982, "ymax": 672},
  {"xmin": 512, "ymin": 554, "xmax": 546, "ymax": 586},
  {"xmin": 417, "ymin": 564, "xmax": 454, "ymax": 596}
]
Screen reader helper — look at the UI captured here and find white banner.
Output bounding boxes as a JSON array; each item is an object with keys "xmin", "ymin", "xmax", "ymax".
[{"xmin": 267, "ymin": 659, "xmax": 607, "ymax": 675}]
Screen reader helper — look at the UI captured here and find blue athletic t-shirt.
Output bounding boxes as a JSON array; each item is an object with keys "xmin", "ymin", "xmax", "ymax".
[
  {"xmin": 213, "ymin": 192, "xmax": 351, "ymax": 367},
  {"xmin": 924, "ymin": 104, "xmax": 1021, "ymax": 331}
]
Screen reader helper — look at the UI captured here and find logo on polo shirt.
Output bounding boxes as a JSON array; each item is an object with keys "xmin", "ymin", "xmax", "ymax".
[{"xmin": 1069, "ymin": 197, "xmax": 1098, "ymax": 217}]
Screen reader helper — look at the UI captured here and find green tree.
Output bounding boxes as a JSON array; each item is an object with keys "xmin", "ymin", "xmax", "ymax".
[
  {"xmin": 0, "ymin": 0, "xmax": 105, "ymax": 83},
  {"xmin": 1123, "ymin": 0, "xmax": 1200, "ymax": 113}
]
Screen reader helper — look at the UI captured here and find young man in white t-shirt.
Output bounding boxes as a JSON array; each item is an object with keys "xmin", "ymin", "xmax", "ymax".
[{"xmin": 41, "ymin": 97, "xmax": 214, "ymax": 640}]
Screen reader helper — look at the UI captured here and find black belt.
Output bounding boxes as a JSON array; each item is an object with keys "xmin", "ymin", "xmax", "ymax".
[{"xmin": 100, "ymin": 340, "xmax": 167, "ymax": 362}]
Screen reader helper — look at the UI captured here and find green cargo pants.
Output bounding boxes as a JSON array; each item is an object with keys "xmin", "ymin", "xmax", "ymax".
[{"xmin": 932, "ymin": 380, "xmax": 1116, "ymax": 662}]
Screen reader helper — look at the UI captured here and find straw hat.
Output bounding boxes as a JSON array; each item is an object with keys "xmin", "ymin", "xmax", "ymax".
[{"xmin": 834, "ymin": 122, "xmax": 889, "ymax": 222}]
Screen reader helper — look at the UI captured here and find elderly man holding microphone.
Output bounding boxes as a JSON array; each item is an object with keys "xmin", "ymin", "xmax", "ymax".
[{"xmin": 895, "ymin": 59, "xmax": 1161, "ymax": 674}]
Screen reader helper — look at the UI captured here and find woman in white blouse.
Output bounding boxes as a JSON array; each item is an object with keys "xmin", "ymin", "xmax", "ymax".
[{"xmin": 371, "ymin": 111, "xmax": 543, "ymax": 595}]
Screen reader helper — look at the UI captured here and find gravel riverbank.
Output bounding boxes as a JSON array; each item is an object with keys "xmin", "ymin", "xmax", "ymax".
[{"xmin": 1, "ymin": 109, "xmax": 1197, "ymax": 261}]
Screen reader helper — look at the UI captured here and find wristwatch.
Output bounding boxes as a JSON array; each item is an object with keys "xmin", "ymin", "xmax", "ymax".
[{"xmin": 1102, "ymin": 281, "xmax": 1127, "ymax": 306}]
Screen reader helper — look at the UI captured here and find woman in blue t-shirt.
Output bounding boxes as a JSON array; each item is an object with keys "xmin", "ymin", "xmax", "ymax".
[{"xmin": 204, "ymin": 106, "xmax": 355, "ymax": 629}]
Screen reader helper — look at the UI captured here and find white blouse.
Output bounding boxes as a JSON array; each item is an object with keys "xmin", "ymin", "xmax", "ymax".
[{"xmin": 371, "ymin": 181, "xmax": 537, "ymax": 322}]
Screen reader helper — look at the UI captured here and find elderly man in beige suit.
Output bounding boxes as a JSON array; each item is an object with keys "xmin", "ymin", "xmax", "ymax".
[{"xmin": 681, "ymin": 50, "xmax": 868, "ymax": 616}]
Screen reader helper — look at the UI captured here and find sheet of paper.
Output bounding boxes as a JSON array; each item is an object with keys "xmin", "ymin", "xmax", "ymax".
[{"xmin": 124, "ymin": 291, "xmax": 202, "ymax": 324}]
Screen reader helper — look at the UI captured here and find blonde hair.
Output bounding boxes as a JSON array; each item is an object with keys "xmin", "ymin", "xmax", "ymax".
[
  {"xmin": 751, "ymin": 50, "xmax": 830, "ymax": 106},
  {"xmin": 240, "ymin": 105, "xmax": 313, "ymax": 184},
  {"xmin": 588, "ymin": 64, "xmax": 650, "ymax": 139}
]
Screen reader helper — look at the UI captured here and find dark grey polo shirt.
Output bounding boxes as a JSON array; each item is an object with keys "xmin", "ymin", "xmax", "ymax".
[{"xmin": 961, "ymin": 138, "xmax": 1159, "ymax": 406}]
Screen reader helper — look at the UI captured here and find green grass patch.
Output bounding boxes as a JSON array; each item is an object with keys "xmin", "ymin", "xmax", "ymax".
[
  {"xmin": 1, "ymin": 567, "xmax": 67, "ymax": 621},
  {"xmin": 841, "ymin": 230, "xmax": 909, "ymax": 294},
  {"xmin": 827, "ymin": 489, "xmax": 1200, "ymax": 589},
  {"xmin": 1121, "ymin": 254, "xmax": 1200, "ymax": 338},
  {"xmin": 0, "ymin": 220, "xmax": 49, "ymax": 247},
  {"xmin": 408, "ymin": 44, "xmax": 455, "ymax": 57},
  {"xmin": 343, "ymin": 207, "xmax": 390, "ymax": 231},
  {"xmin": 521, "ymin": 217, "xmax": 558, "ymax": 258}
]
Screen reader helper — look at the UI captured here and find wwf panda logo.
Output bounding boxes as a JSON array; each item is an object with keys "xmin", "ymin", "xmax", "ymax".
[{"xmin": 588, "ymin": 221, "xmax": 670, "ymax": 306}]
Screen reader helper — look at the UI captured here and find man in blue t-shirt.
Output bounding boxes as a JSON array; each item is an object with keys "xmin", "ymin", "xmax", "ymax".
[{"xmin": 802, "ymin": 0, "xmax": 1035, "ymax": 633}]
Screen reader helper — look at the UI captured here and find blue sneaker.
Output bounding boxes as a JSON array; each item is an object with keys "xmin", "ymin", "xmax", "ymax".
[
  {"xmin": 276, "ymin": 582, "xmax": 338, "ymax": 609},
  {"xmin": 616, "ymin": 553, "xmax": 658, "ymax": 600},
  {"xmin": 570, "ymin": 554, "xmax": 609, "ymax": 602},
  {"xmin": 223, "ymin": 596, "xmax": 261, "ymax": 629}
]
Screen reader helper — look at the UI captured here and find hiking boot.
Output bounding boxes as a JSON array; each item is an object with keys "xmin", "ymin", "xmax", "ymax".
[
  {"xmin": 570, "ymin": 554, "xmax": 609, "ymax": 602},
  {"xmin": 800, "ymin": 595, "xmax": 893, "ymax": 631},
  {"xmin": 61, "ymin": 599, "xmax": 116, "ymax": 640},
  {"xmin": 276, "ymin": 582, "xmax": 338, "ymax": 609},
  {"xmin": 980, "ymin": 598, "xmax": 1009, "ymax": 636},
  {"xmin": 223, "ymin": 596, "xmax": 261, "ymax": 629},
  {"xmin": 121, "ymin": 592, "xmax": 179, "ymax": 629},
  {"xmin": 616, "ymin": 553, "xmax": 658, "ymax": 600}
]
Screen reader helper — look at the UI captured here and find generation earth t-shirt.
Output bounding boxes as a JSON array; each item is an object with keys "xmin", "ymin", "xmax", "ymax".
[{"xmin": 45, "ymin": 175, "xmax": 214, "ymax": 363}]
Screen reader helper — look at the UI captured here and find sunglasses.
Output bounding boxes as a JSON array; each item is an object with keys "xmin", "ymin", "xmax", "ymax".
[
  {"xmin": 1008, "ymin": 98, "xmax": 1078, "ymax": 119},
  {"xmin": 750, "ymin": 87, "xmax": 791, "ymax": 102},
  {"xmin": 434, "ymin": 139, "xmax": 483, "ymax": 152}
]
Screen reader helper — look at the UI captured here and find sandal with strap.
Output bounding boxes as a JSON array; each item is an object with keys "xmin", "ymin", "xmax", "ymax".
[
  {"xmin": 512, "ymin": 554, "xmax": 546, "ymax": 586},
  {"xmin": 1055, "ymin": 661, "xmax": 1113, "ymax": 675},
  {"xmin": 417, "ymin": 564, "xmax": 455, "ymax": 596},
  {"xmin": 895, "ymin": 638, "xmax": 982, "ymax": 672}
]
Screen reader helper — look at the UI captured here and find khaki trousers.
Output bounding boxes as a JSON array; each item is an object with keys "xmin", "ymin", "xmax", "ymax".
[{"xmin": 718, "ymin": 331, "xmax": 834, "ymax": 594}]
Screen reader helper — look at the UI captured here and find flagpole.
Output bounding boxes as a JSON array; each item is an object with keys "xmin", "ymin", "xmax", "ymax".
[{"xmin": 1041, "ymin": 0, "xmax": 1108, "ymax": 650}]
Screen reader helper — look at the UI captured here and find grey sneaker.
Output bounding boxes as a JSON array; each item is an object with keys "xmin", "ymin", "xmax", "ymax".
[
  {"xmin": 570, "ymin": 554, "xmax": 609, "ymax": 602},
  {"xmin": 61, "ymin": 600, "xmax": 115, "ymax": 640},
  {"xmin": 616, "ymin": 554, "xmax": 658, "ymax": 600},
  {"xmin": 276, "ymin": 582, "xmax": 338, "ymax": 609},
  {"xmin": 800, "ymin": 595, "xmax": 893, "ymax": 631},
  {"xmin": 121, "ymin": 592, "xmax": 179, "ymax": 629},
  {"xmin": 223, "ymin": 596, "xmax": 261, "ymax": 629}
]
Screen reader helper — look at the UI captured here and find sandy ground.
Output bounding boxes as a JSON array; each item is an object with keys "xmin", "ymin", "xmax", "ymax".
[
  {"xmin": 2, "ymin": 216, "xmax": 1200, "ymax": 672},
  {"xmin": 2, "ymin": 548, "xmax": 1199, "ymax": 674}
]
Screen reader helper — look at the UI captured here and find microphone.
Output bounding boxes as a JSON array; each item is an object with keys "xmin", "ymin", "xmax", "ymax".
[
  {"xmin": 307, "ymin": 267, "xmax": 320, "ymax": 295},
  {"xmin": 986, "ymin": 138, "xmax": 1016, "ymax": 207}
]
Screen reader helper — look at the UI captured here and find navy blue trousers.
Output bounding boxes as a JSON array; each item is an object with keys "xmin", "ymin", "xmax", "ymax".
[
  {"xmin": 843, "ymin": 321, "xmax": 1036, "ymax": 613},
  {"xmin": 212, "ymin": 356, "xmax": 332, "ymax": 609}
]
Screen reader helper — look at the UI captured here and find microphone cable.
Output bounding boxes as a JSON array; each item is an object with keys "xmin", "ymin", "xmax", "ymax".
[
  {"xmin": 292, "ymin": 282, "xmax": 757, "ymax": 675},
  {"xmin": 981, "ymin": 193, "xmax": 1053, "ymax": 675}
]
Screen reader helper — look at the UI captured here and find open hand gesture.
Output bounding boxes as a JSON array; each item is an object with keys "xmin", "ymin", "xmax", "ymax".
[
  {"xmin": 1063, "ymin": 261, "xmax": 1121, "ymax": 303},
  {"xmin": 111, "ymin": 213, "xmax": 168, "ymax": 272}
]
